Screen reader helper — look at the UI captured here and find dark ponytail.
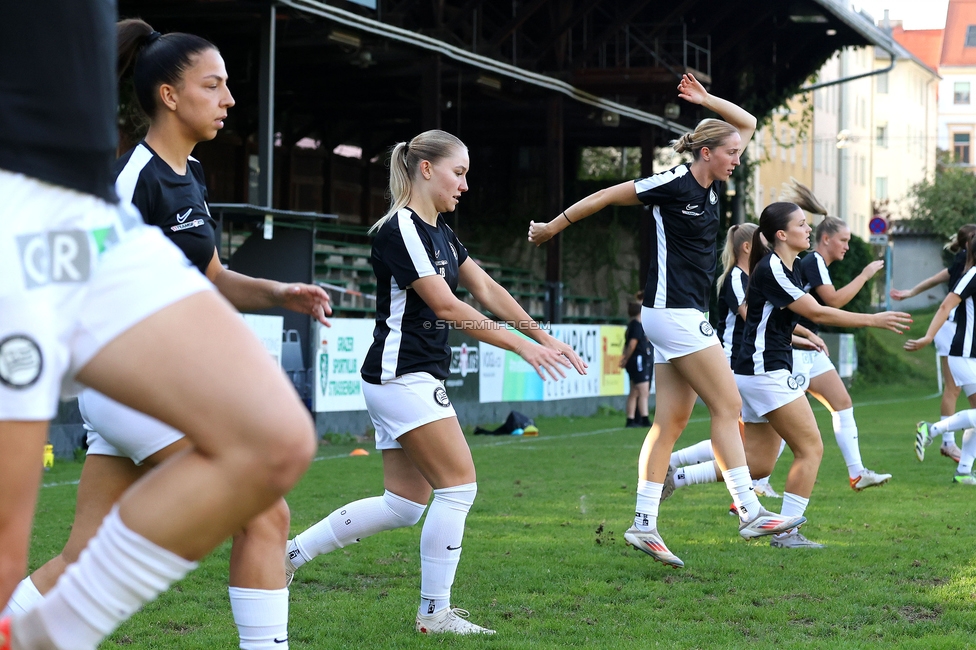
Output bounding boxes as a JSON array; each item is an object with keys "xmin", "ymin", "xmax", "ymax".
[
  {"xmin": 117, "ymin": 19, "xmax": 217, "ymax": 117},
  {"xmin": 749, "ymin": 202, "xmax": 800, "ymax": 273}
]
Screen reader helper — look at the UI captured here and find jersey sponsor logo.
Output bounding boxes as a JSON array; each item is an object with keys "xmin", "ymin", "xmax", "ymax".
[
  {"xmin": 787, "ymin": 376, "xmax": 799, "ymax": 390},
  {"xmin": 176, "ymin": 208, "xmax": 193, "ymax": 223},
  {"xmin": 699, "ymin": 321, "xmax": 714, "ymax": 337},
  {"xmin": 433, "ymin": 385, "xmax": 451, "ymax": 407},
  {"xmin": 709, "ymin": 189, "xmax": 718, "ymax": 204},
  {"xmin": 0, "ymin": 335, "xmax": 43, "ymax": 389},
  {"xmin": 170, "ymin": 219, "xmax": 206, "ymax": 232},
  {"xmin": 681, "ymin": 207, "xmax": 705, "ymax": 216},
  {"xmin": 16, "ymin": 229, "xmax": 107, "ymax": 289}
]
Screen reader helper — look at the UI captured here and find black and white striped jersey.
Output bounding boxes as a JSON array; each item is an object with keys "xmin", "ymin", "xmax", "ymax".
[
  {"xmin": 0, "ymin": 0, "xmax": 118, "ymax": 202},
  {"xmin": 716, "ymin": 266, "xmax": 748, "ymax": 366},
  {"xmin": 361, "ymin": 208, "xmax": 468, "ymax": 384},
  {"xmin": 114, "ymin": 142, "xmax": 217, "ymax": 274},
  {"xmin": 796, "ymin": 251, "xmax": 831, "ymax": 335},
  {"xmin": 950, "ymin": 267, "xmax": 976, "ymax": 357},
  {"xmin": 634, "ymin": 164, "xmax": 723, "ymax": 312},
  {"xmin": 734, "ymin": 253, "xmax": 806, "ymax": 376},
  {"xmin": 947, "ymin": 250, "xmax": 966, "ymax": 323}
]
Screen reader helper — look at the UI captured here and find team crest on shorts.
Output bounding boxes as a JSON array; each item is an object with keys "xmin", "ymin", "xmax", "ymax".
[
  {"xmin": 699, "ymin": 321, "xmax": 714, "ymax": 337},
  {"xmin": 433, "ymin": 386, "xmax": 451, "ymax": 407},
  {"xmin": 0, "ymin": 335, "xmax": 43, "ymax": 389},
  {"xmin": 792, "ymin": 374, "xmax": 807, "ymax": 389},
  {"xmin": 787, "ymin": 376, "xmax": 799, "ymax": 391}
]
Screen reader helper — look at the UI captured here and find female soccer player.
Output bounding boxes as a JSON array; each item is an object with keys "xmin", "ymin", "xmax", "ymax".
[
  {"xmin": 285, "ymin": 129, "xmax": 586, "ymax": 634},
  {"xmin": 891, "ymin": 224, "xmax": 976, "ymax": 462},
  {"xmin": 620, "ymin": 296, "xmax": 652, "ymax": 428},
  {"xmin": 1, "ymin": 6, "xmax": 318, "ymax": 650},
  {"xmin": 788, "ymin": 184, "xmax": 892, "ymax": 491},
  {"xmin": 906, "ymin": 241, "xmax": 976, "ymax": 485},
  {"xmin": 528, "ymin": 74, "xmax": 804, "ymax": 569},
  {"xmin": 734, "ymin": 203, "xmax": 910, "ymax": 547},
  {"xmin": 2, "ymin": 20, "xmax": 332, "ymax": 649}
]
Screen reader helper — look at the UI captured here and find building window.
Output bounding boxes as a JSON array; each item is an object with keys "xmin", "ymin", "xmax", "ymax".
[
  {"xmin": 967, "ymin": 25, "xmax": 976, "ymax": 47},
  {"xmin": 876, "ymin": 73, "xmax": 888, "ymax": 94},
  {"xmin": 954, "ymin": 133, "xmax": 971, "ymax": 164},
  {"xmin": 875, "ymin": 177, "xmax": 888, "ymax": 200},
  {"xmin": 876, "ymin": 125, "xmax": 888, "ymax": 148},
  {"xmin": 955, "ymin": 82, "xmax": 970, "ymax": 104}
]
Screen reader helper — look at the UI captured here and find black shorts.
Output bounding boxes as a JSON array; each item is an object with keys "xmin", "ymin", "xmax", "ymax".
[{"xmin": 626, "ymin": 356, "xmax": 652, "ymax": 384}]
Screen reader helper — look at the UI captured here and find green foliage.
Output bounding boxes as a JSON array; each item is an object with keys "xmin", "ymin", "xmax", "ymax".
[
  {"xmin": 577, "ymin": 147, "xmax": 643, "ymax": 181},
  {"xmin": 904, "ymin": 151, "xmax": 976, "ymax": 238}
]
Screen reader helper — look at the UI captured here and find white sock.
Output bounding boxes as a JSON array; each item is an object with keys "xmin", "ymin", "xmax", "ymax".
[
  {"xmin": 1, "ymin": 577, "xmax": 44, "ymax": 618},
  {"xmin": 419, "ymin": 483, "xmax": 476, "ymax": 617},
  {"xmin": 832, "ymin": 408, "xmax": 864, "ymax": 479},
  {"xmin": 26, "ymin": 506, "xmax": 196, "ymax": 650},
  {"xmin": 940, "ymin": 416, "xmax": 958, "ymax": 444},
  {"xmin": 293, "ymin": 491, "xmax": 426, "ymax": 568},
  {"xmin": 634, "ymin": 481, "xmax": 663, "ymax": 531},
  {"xmin": 780, "ymin": 492, "xmax": 810, "ymax": 519},
  {"xmin": 958, "ymin": 428, "xmax": 976, "ymax": 475},
  {"xmin": 673, "ymin": 461, "xmax": 719, "ymax": 488},
  {"xmin": 722, "ymin": 466, "xmax": 762, "ymax": 523},
  {"xmin": 669, "ymin": 440, "xmax": 714, "ymax": 467},
  {"xmin": 229, "ymin": 587, "xmax": 289, "ymax": 649},
  {"xmin": 933, "ymin": 409, "xmax": 976, "ymax": 437}
]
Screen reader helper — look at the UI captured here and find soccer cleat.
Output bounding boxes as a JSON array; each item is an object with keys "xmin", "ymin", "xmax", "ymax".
[
  {"xmin": 770, "ymin": 528, "xmax": 825, "ymax": 549},
  {"xmin": 850, "ymin": 468, "xmax": 892, "ymax": 491},
  {"xmin": 941, "ymin": 442, "xmax": 963, "ymax": 463},
  {"xmin": 0, "ymin": 618, "xmax": 9, "ymax": 650},
  {"xmin": 416, "ymin": 607, "xmax": 495, "ymax": 635},
  {"xmin": 660, "ymin": 465, "xmax": 676, "ymax": 501},
  {"xmin": 284, "ymin": 539, "xmax": 301, "ymax": 587},
  {"xmin": 753, "ymin": 477, "xmax": 781, "ymax": 499},
  {"xmin": 915, "ymin": 422, "xmax": 934, "ymax": 462},
  {"xmin": 738, "ymin": 508, "xmax": 807, "ymax": 539},
  {"xmin": 623, "ymin": 526, "xmax": 684, "ymax": 568},
  {"xmin": 728, "ymin": 502, "xmax": 738, "ymax": 517},
  {"xmin": 952, "ymin": 472, "xmax": 976, "ymax": 485}
]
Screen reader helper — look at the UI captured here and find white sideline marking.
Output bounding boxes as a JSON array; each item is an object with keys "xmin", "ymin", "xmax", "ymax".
[{"xmin": 43, "ymin": 392, "xmax": 941, "ymax": 486}]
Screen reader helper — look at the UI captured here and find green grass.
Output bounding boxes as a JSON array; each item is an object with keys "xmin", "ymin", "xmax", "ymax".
[{"xmin": 28, "ymin": 380, "xmax": 976, "ymax": 648}]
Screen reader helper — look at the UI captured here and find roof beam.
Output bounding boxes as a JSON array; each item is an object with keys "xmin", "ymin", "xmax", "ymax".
[
  {"xmin": 487, "ymin": 0, "xmax": 549, "ymax": 50},
  {"xmin": 579, "ymin": 0, "xmax": 655, "ymax": 62},
  {"xmin": 527, "ymin": 0, "xmax": 604, "ymax": 67}
]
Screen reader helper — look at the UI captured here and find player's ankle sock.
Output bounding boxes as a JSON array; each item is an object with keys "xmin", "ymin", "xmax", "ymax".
[
  {"xmin": 229, "ymin": 587, "xmax": 289, "ymax": 649},
  {"xmin": 673, "ymin": 461, "xmax": 719, "ymax": 488},
  {"xmin": 634, "ymin": 480, "xmax": 662, "ymax": 531},
  {"xmin": 722, "ymin": 466, "xmax": 761, "ymax": 522}
]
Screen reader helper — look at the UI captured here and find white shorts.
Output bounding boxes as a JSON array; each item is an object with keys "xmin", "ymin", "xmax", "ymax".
[
  {"xmin": 791, "ymin": 348, "xmax": 835, "ymax": 390},
  {"xmin": 935, "ymin": 321, "xmax": 957, "ymax": 358},
  {"xmin": 948, "ymin": 356, "xmax": 976, "ymax": 396},
  {"xmin": 362, "ymin": 372, "xmax": 457, "ymax": 450},
  {"xmin": 80, "ymin": 389, "xmax": 185, "ymax": 465},
  {"xmin": 0, "ymin": 170, "xmax": 212, "ymax": 420},
  {"xmin": 735, "ymin": 370, "xmax": 806, "ymax": 423},
  {"xmin": 642, "ymin": 307, "xmax": 720, "ymax": 365}
]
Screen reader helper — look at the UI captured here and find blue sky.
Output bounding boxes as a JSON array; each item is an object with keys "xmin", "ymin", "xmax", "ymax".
[{"xmin": 854, "ymin": 1, "xmax": 950, "ymax": 30}]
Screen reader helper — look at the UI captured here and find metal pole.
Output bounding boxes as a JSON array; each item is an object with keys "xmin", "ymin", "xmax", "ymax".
[
  {"xmin": 258, "ymin": 2, "xmax": 277, "ymax": 208},
  {"xmin": 884, "ymin": 240, "xmax": 892, "ymax": 312}
]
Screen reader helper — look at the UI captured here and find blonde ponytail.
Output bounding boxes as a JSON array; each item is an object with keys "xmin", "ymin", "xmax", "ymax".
[
  {"xmin": 368, "ymin": 129, "xmax": 466, "ymax": 235},
  {"xmin": 716, "ymin": 222, "xmax": 758, "ymax": 293},
  {"xmin": 669, "ymin": 118, "xmax": 738, "ymax": 159}
]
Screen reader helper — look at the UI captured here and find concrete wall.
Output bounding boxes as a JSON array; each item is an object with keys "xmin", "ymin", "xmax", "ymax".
[{"xmin": 890, "ymin": 235, "xmax": 947, "ymax": 310}]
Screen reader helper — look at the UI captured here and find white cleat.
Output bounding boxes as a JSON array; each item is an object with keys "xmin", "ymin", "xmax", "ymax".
[
  {"xmin": 770, "ymin": 528, "xmax": 825, "ymax": 549},
  {"xmin": 941, "ymin": 442, "xmax": 962, "ymax": 463},
  {"xmin": 416, "ymin": 607, "xmax": 495, "ymax": 635},
  {"xmin": 738, "ymin": 508, "xmax": 806, "ymax": 539},
  {"xmin": 850, "ymin": 468, "xmax": 892, "ymax": 491},
  {"xmin": 753, "ymin": 477, "xmax": 781, "ymax": 498},
  {"xmin": 660, "ymin": 465, "xmax": 677, "ymax": 501},
  {"xmin": 623, "ymin": 526, "xmax": 684, "ymax": 568}
]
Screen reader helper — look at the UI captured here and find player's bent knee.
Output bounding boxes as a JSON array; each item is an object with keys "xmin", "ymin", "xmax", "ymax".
[{"xmin": 242, "ymin": 498, "xmax": 291, "ymax": 542}]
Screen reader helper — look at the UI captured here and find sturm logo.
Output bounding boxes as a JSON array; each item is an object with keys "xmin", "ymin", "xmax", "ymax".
[
  {"xmin": 787, "ymin": 376, "xmax": 799, "ymax": 391},
  {"xmin": 792, "ymin": 374, "xmax": 807, "ymax": 389},
  {"xmin": 433, "ymin": 386, "xmax": 451, "ymax": 407},
  {"xmin": 709, "ymin": 189, "xmax": 718, "ymax": 204},
  {"xmin": 0, "ymin": 335, "xmax": 43, "ymax": 389},
  {"xmin": 699, "ymin": 321, "xmax": 714, "ymax": 337}
]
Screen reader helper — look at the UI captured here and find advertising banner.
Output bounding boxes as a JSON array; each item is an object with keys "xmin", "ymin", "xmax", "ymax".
[
  {"xmin": 313, "ymin": 319, "xmax": 372, "ymax": 412},
  {"xmin": 445, "ymin": 330, "xmax": 480, "ymax": 402},
  {"xmin": 242, "ymin": 314, "xmax": 284, "ymax": 367},
  {"xmin": 599, "ymin": 325, "xmax": 628, "ymax": 396}
]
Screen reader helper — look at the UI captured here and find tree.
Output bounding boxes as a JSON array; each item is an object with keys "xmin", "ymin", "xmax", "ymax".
[{"xmin": 903, "ymin": 151, "xmax": 976, "ymax": 239}]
